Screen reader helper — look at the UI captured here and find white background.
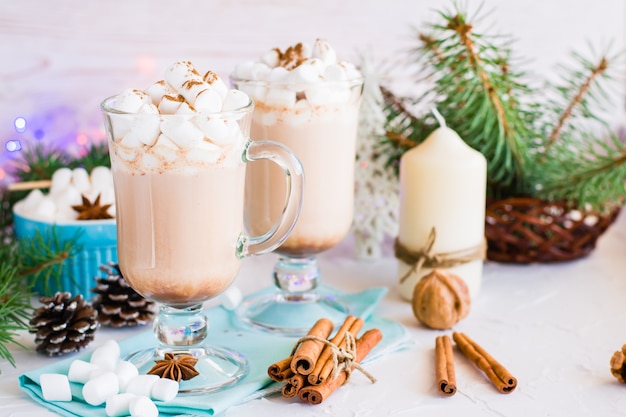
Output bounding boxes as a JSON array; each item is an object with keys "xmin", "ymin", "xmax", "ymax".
[{"xmin": 0, "ymin": 0, "xmax": 624, "ymax": 176}]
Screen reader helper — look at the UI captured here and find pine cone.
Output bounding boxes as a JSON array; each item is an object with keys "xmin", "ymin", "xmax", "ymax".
[
  {"xmin": 29, "ymin": 292, "xmax": 99, "ymax": 356},
  {"xmin": 92, "ymin": 263, "xmax": 155, "ymax": 327}
]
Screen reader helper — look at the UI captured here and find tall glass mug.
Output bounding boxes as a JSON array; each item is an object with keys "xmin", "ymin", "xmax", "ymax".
[
  {"xmin": 231, "ymin": 40, "xmax": 364, "ymax": 334},
  {"xmin": 102, "ymin": 94, "xmax": 303, "ymax": 393}
]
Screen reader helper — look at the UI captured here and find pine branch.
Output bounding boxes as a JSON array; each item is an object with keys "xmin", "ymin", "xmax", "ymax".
[
  {"xmin": 0, "ymin": 245, "xmax": 32, "ymax": 368},
  {"xmin": 546, "ymin": 56, "xmax": 609, "ymax": 149},
  {"xmin": 413, "ymin": 5, "xmax": 537, "ymax": 197},
  {"xmin": 18, "ymin": 227, "xmax": 83, "ymax": 296}
]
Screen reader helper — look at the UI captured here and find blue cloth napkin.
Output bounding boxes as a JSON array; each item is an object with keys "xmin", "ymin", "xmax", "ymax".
[{"xmin": 19, "ymin": 286, "xmax": 407, "ymax": 416}]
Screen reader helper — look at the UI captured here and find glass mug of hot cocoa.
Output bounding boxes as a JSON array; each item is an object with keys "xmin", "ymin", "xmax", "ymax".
[
  {"xmin": 231, "ymin": 39, "xmax": 364, "ymax": 335},
  {"xmin": 101, "ymin": 61, "xmax": 303, "ymax": 393}
]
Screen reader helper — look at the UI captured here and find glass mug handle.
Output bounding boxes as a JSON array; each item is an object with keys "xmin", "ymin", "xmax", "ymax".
[{"xmin": 237, "ymin": 139, "xmax": 304, "ymax": 258}]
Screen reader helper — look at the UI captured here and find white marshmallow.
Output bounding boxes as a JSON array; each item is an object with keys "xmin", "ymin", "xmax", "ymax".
[
  {"xmin": 105, "ymin": 392, "xmax": 136, "ymax": 417},
  {"xmin": 99, "ymin": 187, "xmax": 116, "ymax": 207},
  {"xmin": 312, "ymin": 38, "xmax": 337, "ymax": 65},
  {"xmin": 339, "ymin": 61, "xmax": 362, "ymax": 80},
  {"xmin": 203, "ymin": 71, "xmax": 229, "ymax": 100},
  {"xmin": 90, "ymin": 343, "xmax": 120, "ymax": 371},
  {"xmin": 185, "ymin": 141, "xmax": 221, "ymax": 164},
  {"xmin": 150, "ymin": 135, "xmax": 179, "ymax": 164},
  {"xmin": 194, "ymin": 89, "xmax": 223, "ymax": 114},
  {"xmin": 90, "ymin": 166, "xmax": 113, "ymax": 190},
  {"xmin": 305, "ymin": 85, "xmax": 350, "ymax": 106},
  {"xmin": 88, "ymin": 366, "xmax": 109, "ymax": 381},
  {"xmin": 145, "ymin": 80, "xmax": 174, "ymax": 106},
  {"xmin": 49, "ymin": 168, "xmax": 73, "ymax": 196},
  {"xmin": 194, "ymin": 117, "xmax": 232, "ymax": 145},
  {"xmin": 265, "ymin": 88, "xmax": 296, "ymax": 108},
  {"xmin": 115, "ymin": 89, "xmax": 151, "ymax": 113},
  {"xmin": 237, "ymin": 83, "xmax": 267, "ymax": 103},
  {"xmin": 267, "ymin": 66, "xmax": 289, "ymax": 83},
  {"xmin": 150, "ymin": 378, "xmax": 179, "ymax": 402},
  {"xmin": 160, "ymin": 118, "xmax": 204, "ymax": 149},
  {"xmin": 21, "ymin": 189, "xmax": 45, "ymax": 213},
  {"xmin": 55, "ymin": 206, "xmax": 78, "ymax": 222},
  {"xmin": 164, "ymin": 61, "xmax": 201, "ymax": 92},
  {"xmin": 233, "ymin": 60, "xmax": 255, "ymax": 80},
  {"xmin": 220, "ymin": 285, "xmax": 243, "ymax": 311},
  {"xmin": 71, "ymin": 168, "xmax": 91, "ymax": 194},
  {"xmin": 40, "ymin": 373, "xmax": 72, "ymax": 402},
  {"xmin": 249, "ymin": 62, "xmax": 271, "ymax": 81},
  {"xmin": 53, "ymin": 183, "xmax": 82, "ymax": 207},
  {"xmin": 120, "ymin": 104, "xmax": 161, "ymax": 147},
  {"xmin": 158, "ymin": 94, "xmax": 185, "ymax": 114},
  {"xmin": 288, "ymin": 99, "xmax": 313, "ymax": 126},
  {"xmin": 125, "ymin": 374, "xmax": 159, "ymax": 397},
  {"xmin": 261, "ymin": 49, "xmax": 280, "ymax": 68},
  {"xmin": 175, "ymin": 101, "xmax": 196, "ymax": 115},
  {"xmin": 324, "ymin": 64, "xmax": 347, "ymax": 82},
  {"xmin": 67, "ymin": 359, "xmax": 99, "ymax": 384},
  {"xmin": 33, "ymin": 196, "xmax": 56, "ymax": 222},
  {"xmin": 287, "ymin": 63, "xmax": 322, "ymax": 89},
  {"xmin": 221, "ymin": 89, "xmax": 250, "ymax": 112},
  {"xmin": 129, "ymin": 395, "xmax": 158, "ymax": 417},
  {"xmin": 82, "ymin": 371, "xmax": 120, "ymax": 406},
  {"xmin": 115, "ymin": 361, "xmax": 139, "ymax": 392}
]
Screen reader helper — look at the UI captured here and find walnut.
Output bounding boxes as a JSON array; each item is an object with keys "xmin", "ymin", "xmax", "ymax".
[
  {"xmin": 610, "ymin": 345, "xmax": 626, "ymax": 383},
  {"xmin": 412, "ymin": 269, "xmax": 471, "ymax": 330}
]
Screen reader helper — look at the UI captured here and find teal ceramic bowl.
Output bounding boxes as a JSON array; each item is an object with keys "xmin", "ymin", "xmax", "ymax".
[{"xmin": 12, "ymin": 205, "xmax": 117, "ymax": 300}]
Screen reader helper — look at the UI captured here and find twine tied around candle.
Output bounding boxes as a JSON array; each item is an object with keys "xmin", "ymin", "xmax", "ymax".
[
  {"xmin": 395, "ymin": 227, "xmax": 487, "ymax": 284},
  {"xmin": 291, "ymin": 333, "xmax": 377, "ymax": 384}
]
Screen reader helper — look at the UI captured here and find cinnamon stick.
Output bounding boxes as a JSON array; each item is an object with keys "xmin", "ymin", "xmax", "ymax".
[
  {"xmin": 268, "ymin": 356, "xmax": 294, "ymax": 382},
  {"xmin": 8, "ymin": 179, "xmax": 52, "ymax": 192},
  {"xmin": 452, "ymin": 332, "xmax": 517, "ymax": 394},
  {"xmin": 291, "ymin": 318, "xmax": 334, "ymax": 375},
  {"xmin": 314, "ymin": 317, "xmax": 364, "ymax": 385},
  {"xmin": 281, "ymin": 382, "xmax": 299, "ymax": 398},
  {"xmin": 435, "ymin": 335, "xmax": 456, "ymax": 396},
  {"xmin": 298, "ymin": 328, "xmax": 382, "ymax": 405},
  {"xmin": 308, "ymin": 315, "xmax": 363, "ymax": 385}
]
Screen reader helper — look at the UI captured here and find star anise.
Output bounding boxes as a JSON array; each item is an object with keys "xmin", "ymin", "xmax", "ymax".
[
  {"xmin": 147, "ymin": 352, "xmax": 200, "ymax": 382},
  {"xmin": 72, "ymin": 194, "xmax": 114, "ymax": 220}
]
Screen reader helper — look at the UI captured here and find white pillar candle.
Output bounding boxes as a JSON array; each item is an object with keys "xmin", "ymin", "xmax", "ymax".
[{"xmin": 396, "ymin": 113, "xmax": 487, "ymax": 301}]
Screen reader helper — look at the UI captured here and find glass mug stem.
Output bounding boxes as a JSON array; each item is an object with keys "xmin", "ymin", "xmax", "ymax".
[
  {"xmin": 237, "ymin": 139, "xmax": 304, "ymax": 258},
  {"xmin": 153, "ymin": 139, "xmax": 303, "ymax": 348}
]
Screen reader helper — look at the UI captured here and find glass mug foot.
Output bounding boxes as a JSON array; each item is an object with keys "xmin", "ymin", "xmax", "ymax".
[
  {"xmin": 126, "ymin": 345, "xmax": 249, "ymax": 395},
  {"xmin": 235, "ymin": 257, "xmax": 351, "ymax": 335},
  {"xmin": 125, "ymin": 304, "xmax": 249, "ymax": 394}
]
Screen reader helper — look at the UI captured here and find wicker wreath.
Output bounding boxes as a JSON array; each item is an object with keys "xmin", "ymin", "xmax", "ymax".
[{"xmin": 485, "ymin": 197, "xmax": 620, "ymax": 264}]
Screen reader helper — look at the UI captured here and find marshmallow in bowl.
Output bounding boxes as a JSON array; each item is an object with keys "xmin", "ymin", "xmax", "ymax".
[{"xmin": 13, "ymin": 166, "xmax": 116, "ymax": 223}]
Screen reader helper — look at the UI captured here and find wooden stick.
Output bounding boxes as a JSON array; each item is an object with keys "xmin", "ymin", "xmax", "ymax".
[
  {"xmin": 452, "ymin": 332, "xmax": 517, "ymax": 394},
  {"xmin": 267, "ymin": 356, "xmax": 294, "ymax": 382},
  {"xmin": 298, "ymin": 329, "xmax": 382, "ymax": 405},
  {"xmin": 315, "ymin": 317, "xmax": 364, "ymax": 385},
  {"xmin": 8, "ymin": 179, "xmax": 52, "ymax": 192},
  {"xmin": 291, "ymin": 318, "xmax": 334, "ymax": 375},
  {"xmin": 435, "ymin": 335, "xmax": 456, "ymax": 396}
]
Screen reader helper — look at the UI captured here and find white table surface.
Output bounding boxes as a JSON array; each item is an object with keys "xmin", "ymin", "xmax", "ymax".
[{"xmin": 3, "ymin": 212, "xmax": 626, "ymax": 417}]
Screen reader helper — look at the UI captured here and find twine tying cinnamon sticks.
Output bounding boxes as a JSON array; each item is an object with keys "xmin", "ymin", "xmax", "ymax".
[
  {"xmin": 267, "ymin": 316, "xmax": 382, "ymax": 405},
  {"xmin": 395, "ymin": 227, "xmax": 487, "ymax": 284}
]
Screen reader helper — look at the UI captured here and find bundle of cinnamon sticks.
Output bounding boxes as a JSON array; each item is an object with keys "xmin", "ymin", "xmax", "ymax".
[
  {"xmin": 435, "ymin": 332, "xmax": 517, "ymax": 396},
  {"xmin": 267, "ymin": 316, "xmax": 382, "ymax": 405}
]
